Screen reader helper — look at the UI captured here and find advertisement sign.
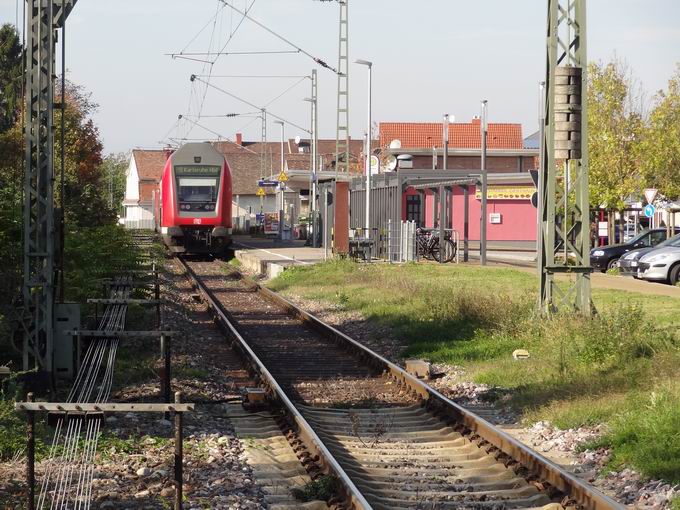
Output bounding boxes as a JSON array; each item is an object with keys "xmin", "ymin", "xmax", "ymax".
[
  {"xmin": 475, "ymin": 186, "xmax": 533, "ymax": 200},
  {"xmin": 264, "ymin": 213, "xmax": 280, "ymax": 234},
  {"xmin": 598, "ymin": 221, "xmax": 608, "ymax": 237}
]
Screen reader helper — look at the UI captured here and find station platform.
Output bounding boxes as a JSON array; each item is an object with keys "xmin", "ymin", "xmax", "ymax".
[
  {"xmin": 232, "ymin": 234, "xmax": 537, "ymax": 277},
  {"xmin": 232, "ymin": 235, "xmax": 325, "ymax": 278}
]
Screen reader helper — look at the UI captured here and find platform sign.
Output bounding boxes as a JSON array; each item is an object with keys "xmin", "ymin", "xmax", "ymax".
[
  {"xmin": 264, "ymin": 212, "xmax": 280, "ymax": 234},
  {"xmin": 644, "ymin": 204, "xmax": 656, "ymax": 218},
  {"xmin": 370, "ymin": 155, "xmax": 380, "ymax": 175},
  {"xmin": 256, "ymin": 187, "xmax": 266, "ymax": 197},
  {"xmin": 258, "ymin": 179, "xmax": 279, "ymax": 187},
  {"xmin": 644, "ymin": 188, "xmax": 658, "ymax": 204}
]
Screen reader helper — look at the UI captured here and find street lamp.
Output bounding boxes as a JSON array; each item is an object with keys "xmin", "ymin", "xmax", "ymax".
[
  {"xmin": 274, "ymin": 120, "xmax": 285, "ymax": 241},
  {"xmin": 443, "ymin": 113, "xmax": 449, "ymax": 171},
  {"xmin": 303, "ymin": 96, "xmax": 318, "ymax": 247},
  {"xmin": 480, "ymin": 100, "xmax": 488, "ymax": 266},
  {"xmin": 355, "ymin": 59, "xmax": 373, "ymax": 238}
]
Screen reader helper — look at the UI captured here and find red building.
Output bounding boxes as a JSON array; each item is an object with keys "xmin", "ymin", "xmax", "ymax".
[{"xmin": 362, "ymin": 120, "xmax": 540, "ymax": 245}]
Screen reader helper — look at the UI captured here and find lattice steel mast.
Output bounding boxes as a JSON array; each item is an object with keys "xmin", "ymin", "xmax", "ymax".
[
  {"xmin": 23, "ymin": 0, "xmax": 77, "ymax": 373},
  {"xmin": 539, "ymin": 0, "xmax": 591, "ymax": 314},
  {"xmin": 335, "ymin": 0, "xmax": 349, "ymax": 177}
]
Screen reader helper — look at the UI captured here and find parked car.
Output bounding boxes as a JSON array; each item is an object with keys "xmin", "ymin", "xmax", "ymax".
[
  {"xmin": 619, "ymin": 233, "xmax": 680, "ymax": 277},
  {"xmin": 590, "ymin": 228, "xmax": 678, "ymax": 272},
  {"xmin": 638, "ymin": 245, "xmax": 680, "ymax": 285}
]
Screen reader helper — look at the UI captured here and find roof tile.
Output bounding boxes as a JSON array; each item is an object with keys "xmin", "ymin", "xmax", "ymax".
[{"xmin": 379, "ymin": 121, "xmax": 523, "ymax": 150}]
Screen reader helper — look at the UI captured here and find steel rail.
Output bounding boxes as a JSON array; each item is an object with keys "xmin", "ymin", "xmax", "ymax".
[
  {"xmin": 178, "ymin": 257, "xmax": 372, "ymax": 510},
  {"xmin": 252, "ymin": 280, "xmax": 624, "ymax": 510}
]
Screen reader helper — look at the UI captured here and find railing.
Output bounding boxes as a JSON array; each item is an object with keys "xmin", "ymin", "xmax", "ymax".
[{"xmin": 121, "ymin": 218, "xmax": 155, "ymax": 230}]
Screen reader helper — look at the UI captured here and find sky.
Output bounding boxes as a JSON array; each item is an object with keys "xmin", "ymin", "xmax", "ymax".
[{"xmin": 1, "ymin": 0, "xmax": 679, "ymax": 154}]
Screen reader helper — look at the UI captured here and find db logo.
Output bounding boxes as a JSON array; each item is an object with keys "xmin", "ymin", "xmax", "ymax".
[{"xmin": 193, "ymin": 218, "xmax": 202, "ymax": 225}]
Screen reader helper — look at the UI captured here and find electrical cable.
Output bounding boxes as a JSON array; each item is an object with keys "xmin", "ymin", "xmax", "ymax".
[
  {"xmin": 192, "ymin": 76, "xmax": 311, "ymax": 134},
  {"xmin": 219, "ymin": 0, "xmax": 338, "ymax": 74}
]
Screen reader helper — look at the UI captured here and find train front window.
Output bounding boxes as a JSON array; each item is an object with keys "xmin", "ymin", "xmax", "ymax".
[{"xmin": 178, "ymin": 177, "xmax": 218, "ymax": 202}]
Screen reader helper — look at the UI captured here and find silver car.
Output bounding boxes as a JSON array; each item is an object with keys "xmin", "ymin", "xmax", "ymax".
[{"xmin": 637, "ymin": 246, "xmax": 680, "ymax": 285}]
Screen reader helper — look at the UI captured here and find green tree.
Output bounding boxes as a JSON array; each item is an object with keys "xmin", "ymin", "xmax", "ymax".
[
  {"xmin": 101, "ymin": 152, "xmax": 130, "ymax": 216},
  {"xmin": 587, "ymin": 60, "xmax": 645, "ymax": 210},
  {"xmin": 0, "ymin": 24, "xmax": 22, "ymax": 133},
  {"xmin": 639, "ymin": 65, "xmax": 680, "ymax": 201},
  {"xmin": 54, "ymin": 81, "xmax": 116, "ymax": 227}
]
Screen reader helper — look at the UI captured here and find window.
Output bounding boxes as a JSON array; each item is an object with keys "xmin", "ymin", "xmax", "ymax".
[
  {"xmin": 406, "ymin": 195, "xmax": 421, "ymax": 225},
  {"xmin": 649, "ymin": 230, "xmax": 667, "ymax": 246},
  {"xmin": 177, "ymin": 177, "xmax": 218, "ymax": 202}
]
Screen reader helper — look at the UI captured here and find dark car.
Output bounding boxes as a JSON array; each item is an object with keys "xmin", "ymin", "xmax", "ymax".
[
  {"xmin": 618, "ymin": 233, "xmax": 680, "ymax": 276},
  {"xmin": 590, "ymin": 228, "xmax": 679, "ymax": 272}
]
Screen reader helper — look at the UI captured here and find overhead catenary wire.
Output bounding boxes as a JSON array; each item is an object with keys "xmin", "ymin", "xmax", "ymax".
[
  {"xmin": 191, "ymin": 76, "xmax": 311, "ymax": 134},
  {"xmin": 218, "ymin": 0, "xmax": 339, "ymax": 74}
]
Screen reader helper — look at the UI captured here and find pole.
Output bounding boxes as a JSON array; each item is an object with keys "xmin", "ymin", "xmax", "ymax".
[
  {"xmin": 443, "ymin": 114, "xmax": 449, "ymax": 171},
  {"xmin": 174, "ymin": 392, "xmax": 183, "ymax": 510},
  {"xmin": 59, "ymin": 17, "xmax": 66, "ymax": 303},
  {"xmin": 277, "ymin": 122, "xmax": 285, "ymax": 241},
  {"xmin": 463, "ymin": 185, "xmax": 469, "ymax": 262},
  {"xmin": 161, "ymin": 334, "xmax": 171, "ymax": 404},
  {"xmin": 537, "ymin": 82, "xmax": 546, "ymax": 277},
  {"xmin": 324, "ymin": 188, "xmax": 329, "ymax": 261},
  {"xmin": 354, "ymin": 61, "xmax": 372, "ymax": 237},
  {"xmin": 26, "ymin": 392, "xmax": 35, "ymax": 510},
  {"xmin": 439, "ymin": 185, "xmax": 446, "ymax": 263},
  {"xmin": 311, "ymin": 70, "xmax": 318, "ymax": 247},
  {"xmin": 480, "ymin": 100, "xmax": 488, "ymax": 266}
]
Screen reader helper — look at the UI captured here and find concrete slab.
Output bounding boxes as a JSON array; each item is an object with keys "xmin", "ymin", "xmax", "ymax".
[{"xmin": 233, "ymin": 235, "xmax": 326, "ymax": 278}]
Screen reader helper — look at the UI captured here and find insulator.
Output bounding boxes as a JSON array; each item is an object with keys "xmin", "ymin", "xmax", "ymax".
[{"xmin": 554, "ymin": 66, "xmax": 582, "ymax": 160}]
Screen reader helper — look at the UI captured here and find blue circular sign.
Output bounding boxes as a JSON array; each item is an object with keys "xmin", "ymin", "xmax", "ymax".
[{"xmin": 644, "ymin": 204, "xmax": 656, "ymax": 218}]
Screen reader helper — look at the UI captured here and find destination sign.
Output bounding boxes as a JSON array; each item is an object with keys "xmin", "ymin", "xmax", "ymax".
[{"xmin": 175, "ymin": 165, "xmax": 221, "ymax": 176}]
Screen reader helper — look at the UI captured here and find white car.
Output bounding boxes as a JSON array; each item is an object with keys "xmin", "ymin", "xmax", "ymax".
[{"xmin": 637, "ymin": 246, "xmax": 680, "ymax": 285}]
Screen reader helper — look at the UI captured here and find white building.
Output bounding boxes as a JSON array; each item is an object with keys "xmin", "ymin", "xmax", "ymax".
[{"xmin": 121, "ymin": 149, "xmax": 167, "ymax": 229}]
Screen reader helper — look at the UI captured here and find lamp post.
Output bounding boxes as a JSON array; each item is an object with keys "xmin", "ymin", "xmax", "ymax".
[
  {"xmin": 303, "ymin": 95, "xmax": 318, "ymax": 247},
  {"xmin": 443, "ymin": 113, "xmax": 449, "ymax": 171},
  {"xmin": 480, "ymin": 100, "xmax": 488, "ymax": 266},
  {"xmin": 274, "ymin": 120, "xmax": 285, "ymax": 241},
  {"xmin": 355, "ymin": 59, "xmax": 373, "ymax": 238}
]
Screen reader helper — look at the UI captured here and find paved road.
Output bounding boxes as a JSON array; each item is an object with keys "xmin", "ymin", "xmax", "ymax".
[{"xmin": 474, "ymin": 259, "xmax": 680, "ymax": 297}]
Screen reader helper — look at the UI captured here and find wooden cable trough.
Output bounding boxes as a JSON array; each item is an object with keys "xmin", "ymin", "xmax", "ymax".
[
  {"xmin": 19, "ymin": 259, "xmax": 187, "ymax": 508},
  {"xmin": 17, "ymin": 392, "xmax": 192, "ymax": 510}
]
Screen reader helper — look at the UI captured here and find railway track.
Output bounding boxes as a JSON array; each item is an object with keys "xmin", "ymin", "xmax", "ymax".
[{"xmin": 178, "ymin": 256, "xmax": 623, "ymax": 510}]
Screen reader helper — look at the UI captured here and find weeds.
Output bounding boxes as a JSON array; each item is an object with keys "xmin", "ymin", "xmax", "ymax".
[
  {"xmin": 291, "ymin": 474, "xmax": 340, "ymax": 502},
  {"xmin": 348, "ymin": 411, "xmax": 394, "ymax": 448},
  {"xmin": 595, "ymin": 386, "xmax": 680, "ymax": 483}
]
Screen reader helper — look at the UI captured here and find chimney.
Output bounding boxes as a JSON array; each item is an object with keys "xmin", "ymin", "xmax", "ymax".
[
  {"xmin": 235, "ymin": 132, "xmax": 243, "ymax": 146},
  {"xmin": 471, "ymin": 117, "xmax": 481, "ymax": 125}
]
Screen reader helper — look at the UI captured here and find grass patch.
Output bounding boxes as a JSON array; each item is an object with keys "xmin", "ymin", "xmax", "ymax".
[
  {"xmin": 175, "ymin": 366, "xmax": 210, "ymax": 380},
  {"xmin": 291, "ymin": 475, "xmax": 340, "ymax": 502},
  {"xmin": 269, "ymin": 260, "xmax": 680, "ymax": 482}
]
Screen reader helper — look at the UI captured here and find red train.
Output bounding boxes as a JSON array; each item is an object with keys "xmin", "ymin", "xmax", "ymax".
[{"xmin": 154, "ymin": 142, "xmax": 233, "ymax": 255}]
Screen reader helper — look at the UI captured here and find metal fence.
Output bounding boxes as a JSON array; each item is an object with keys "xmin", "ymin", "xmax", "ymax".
[
  {"xmin": 121, "ymin": 218, "xmax": 155, "ymax": 230},
  {"xmin": 385, "ymin": 220, "xmax": 417, "ymax": 263},
  {"xmin": 232, "ymin": 216, "xmax": 252, "ymax": 234},
  {"xmin": 349, "ymin": 221, "xmax": 417, "ymax": 263}
]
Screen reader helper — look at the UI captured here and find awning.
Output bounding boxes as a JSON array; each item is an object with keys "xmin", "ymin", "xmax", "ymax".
[{"xmin": 406, "ymin": 178, "xmax": 478, "ymax": 190}]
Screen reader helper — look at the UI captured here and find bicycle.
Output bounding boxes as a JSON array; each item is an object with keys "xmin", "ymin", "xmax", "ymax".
[{"xmin": 416, "ymin": 228, "xmax": 457, "ymax": 263}]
